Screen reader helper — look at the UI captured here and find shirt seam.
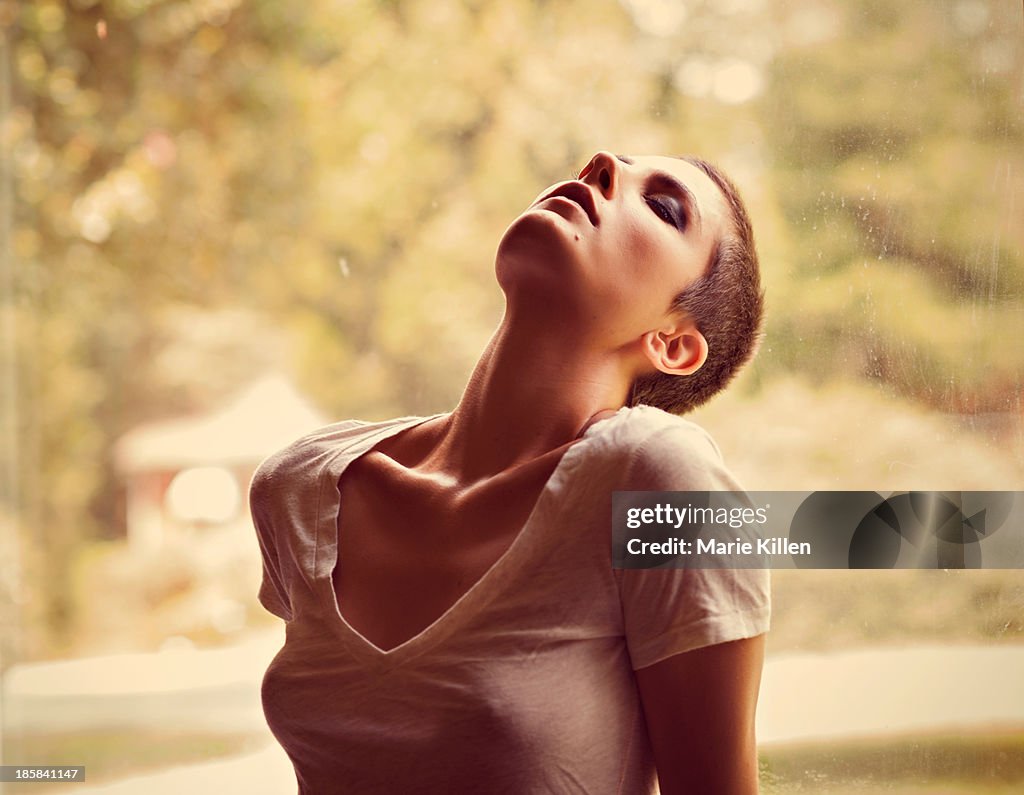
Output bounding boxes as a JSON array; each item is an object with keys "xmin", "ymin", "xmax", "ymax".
[
  {"xmin": 629, "ymin": 603, "xmax": 771, "ymax": 670},
  {"xmin": 611, "ymin": 424, "xmax": 704, "ymax": 628}
]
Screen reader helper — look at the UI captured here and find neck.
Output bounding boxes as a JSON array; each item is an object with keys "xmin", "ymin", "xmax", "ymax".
[{"xmin": 428, "ymin": 310, "xmax": 632, "ymax": 482}]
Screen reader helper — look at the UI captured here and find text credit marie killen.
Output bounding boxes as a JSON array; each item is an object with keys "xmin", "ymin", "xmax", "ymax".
[{"xmin": 624, "ymin": 537, "xmax": 811, "ymax": 557}]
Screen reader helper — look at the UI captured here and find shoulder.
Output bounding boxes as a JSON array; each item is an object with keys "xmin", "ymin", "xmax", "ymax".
[
  {"xmin": 249, "ymin": 418, "xmax": 366, "ymax": 502},
  {"xmin": 584, "ymin": 405, "xmax": 738, "ymax": 492},
  {"xmin": 247, "ymin": 415, "xmax": 419, "ymax": 510}
]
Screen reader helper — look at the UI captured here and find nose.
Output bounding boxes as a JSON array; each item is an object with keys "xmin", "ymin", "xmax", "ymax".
[{"xmin": 579, "ymin": 151, "xmax": 619, "ymax": 199}]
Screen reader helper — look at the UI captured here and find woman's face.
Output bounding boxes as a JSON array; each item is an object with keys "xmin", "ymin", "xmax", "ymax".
[{"xmin": 495, "ymin": 151, "xmax": 727, "ymax": 349}]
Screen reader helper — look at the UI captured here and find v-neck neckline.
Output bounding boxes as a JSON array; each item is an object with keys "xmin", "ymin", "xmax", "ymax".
[{"xmin": 313, "ymin": 410, "xmax": 619, "ymax": 667}]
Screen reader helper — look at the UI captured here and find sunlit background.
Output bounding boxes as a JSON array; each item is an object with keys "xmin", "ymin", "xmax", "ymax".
[{"xmin": 2, "ymin": 0, "xmax": 1023, "ymax": 792}]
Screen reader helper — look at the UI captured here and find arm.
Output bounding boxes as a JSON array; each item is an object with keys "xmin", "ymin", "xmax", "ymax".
[{"xmin": 634, "ymin": 633, "xmax": 766, "ymax": 795}]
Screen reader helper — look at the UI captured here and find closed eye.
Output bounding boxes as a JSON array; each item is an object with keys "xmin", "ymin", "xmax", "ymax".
[{"xmin": 646, "ymin": 195, "xmax": 686, "ymax": 231}]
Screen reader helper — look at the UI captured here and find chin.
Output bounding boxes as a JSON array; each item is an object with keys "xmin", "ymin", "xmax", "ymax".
[{"xmin": 494, "ymin": 210, "xmax": 583, "ymax": 293}]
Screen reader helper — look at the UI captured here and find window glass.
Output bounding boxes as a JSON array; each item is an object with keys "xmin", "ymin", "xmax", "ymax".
[{"xmin": 3, "ymin": 0, "xmax": 1021, "ymax": 790}]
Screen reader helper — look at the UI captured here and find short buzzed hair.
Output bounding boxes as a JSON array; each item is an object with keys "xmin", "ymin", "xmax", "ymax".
[{"xmin": 627, "ymin": 156, "xmax": 764, "ymax": 415}]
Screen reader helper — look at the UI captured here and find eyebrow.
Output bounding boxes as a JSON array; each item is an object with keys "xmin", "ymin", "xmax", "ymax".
[{"xmin": 615, "ymin": 154, "xmax": 703, "ymax": 235}]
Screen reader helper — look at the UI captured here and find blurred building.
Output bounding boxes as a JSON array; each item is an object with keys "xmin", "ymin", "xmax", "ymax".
[{"xmin": 114, "ymin": 374, "xmax": 327, "ymax": 553}]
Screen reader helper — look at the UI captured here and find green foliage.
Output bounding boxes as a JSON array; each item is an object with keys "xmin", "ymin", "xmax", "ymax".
[
  {"xmin": 760, "ymin": 730, "xmax": 1024, "ymax": 794},
  {"xmin": 3, "ymin": 727, "xmax": 264, "ymax": 789},
  {"xmin": 760, "ymin": 0, "xmax": 1024, "ymax": 409},
  {"xmin": 5, "ymin": 0, "xmax": 1021, "ymax": 656}
]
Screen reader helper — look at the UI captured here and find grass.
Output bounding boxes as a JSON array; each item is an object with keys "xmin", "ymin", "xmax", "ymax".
[
  {"xmin": 760, "ymin": 729, "xmax": 1024, "ymax": 794},
  {"xmin": 2, "ymin": 728, "xmax": 268, "ymax": 791}
]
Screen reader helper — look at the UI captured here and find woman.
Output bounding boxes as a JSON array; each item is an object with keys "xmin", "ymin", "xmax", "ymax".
[{"xmin": 252, "ymin": 151, "xmax": 770, "ymax": 794}]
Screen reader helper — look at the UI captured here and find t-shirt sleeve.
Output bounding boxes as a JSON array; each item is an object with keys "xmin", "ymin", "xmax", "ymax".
[
  {"xmin": 614, "ymin": 424, "xmax": 771, "ymax": 670},
  {"xmin": 249, "ymin": 463, "xmax": 295, "ymax": 622}
]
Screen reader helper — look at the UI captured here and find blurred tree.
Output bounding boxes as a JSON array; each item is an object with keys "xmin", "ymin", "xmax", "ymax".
[
  {"xmin": 7, "ymin": 0, "xmax": 320, "ymax": 656},
  {"xmin": 759, "ymin": 0, "xmax": 1023, "ymax": 412},
  {"xmin": 5, "ymin": 0, "xmax": 779, "ymax": 657},
  {"xmin": 7, "ymin": 0, "xmax": 1018, "ymax": 659}
]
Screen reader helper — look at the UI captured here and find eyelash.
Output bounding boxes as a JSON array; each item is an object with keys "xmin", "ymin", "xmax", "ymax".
[{"xmin": 647, "ymin": 196, "xmax": 685, "ymax": 231}]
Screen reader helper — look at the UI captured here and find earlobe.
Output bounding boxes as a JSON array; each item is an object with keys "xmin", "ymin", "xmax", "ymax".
[{"xmin": 642, "ymin": 326, "xmax": 708, "ymax": 376}]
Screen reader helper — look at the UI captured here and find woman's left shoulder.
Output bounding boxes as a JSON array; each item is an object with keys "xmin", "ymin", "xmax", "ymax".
[
  {"xmin": 604, "ymin": 404, "xmax": 723, "ymax": 460},
  {"xmin": 600, "ymin": 405, "xmax": 738, "ymax": 492}
]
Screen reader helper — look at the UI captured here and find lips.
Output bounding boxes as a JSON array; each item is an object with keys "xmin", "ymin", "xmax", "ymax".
[{"xmin": 538, "ymin": 180, "xmax": 599, "ymax": 227}]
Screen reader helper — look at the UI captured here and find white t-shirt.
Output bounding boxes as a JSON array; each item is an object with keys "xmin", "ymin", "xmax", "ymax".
[{"xmin": 251, "ymin": 404, "xmax": 771, "ymax": 794}]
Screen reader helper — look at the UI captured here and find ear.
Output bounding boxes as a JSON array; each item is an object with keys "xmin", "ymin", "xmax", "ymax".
[{"xmin": 641, "ymin": 320, "xmax": 708, "ymax": 376}]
